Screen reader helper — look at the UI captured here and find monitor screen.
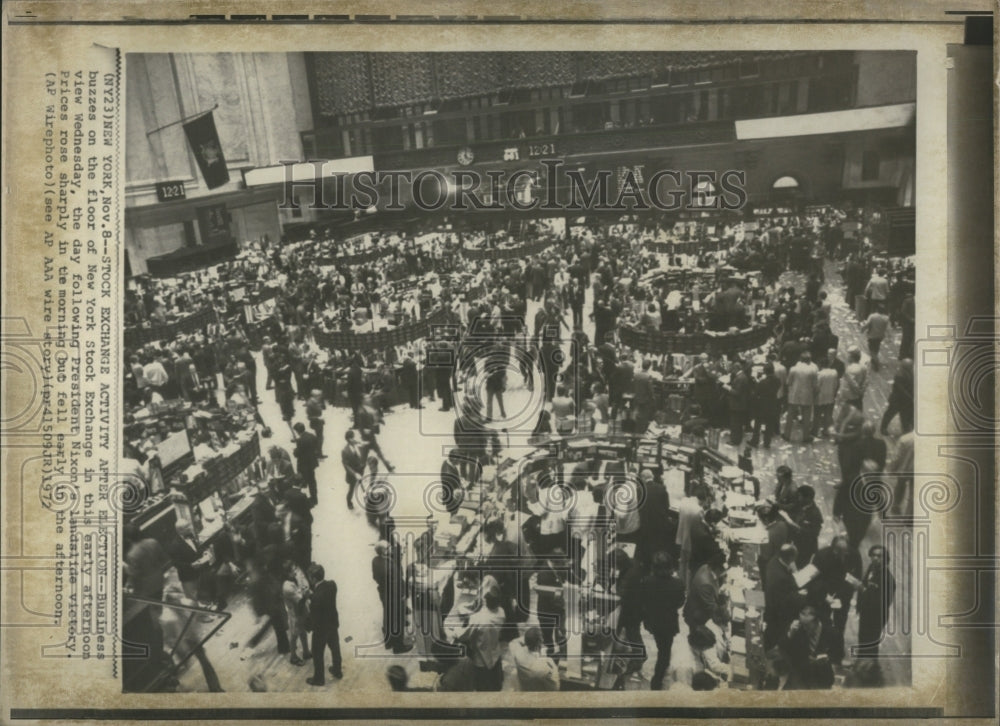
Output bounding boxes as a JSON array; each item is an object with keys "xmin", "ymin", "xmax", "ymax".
[{"xmin": 158, "ymin": 429, "xmax": 192, "ymax": 471}]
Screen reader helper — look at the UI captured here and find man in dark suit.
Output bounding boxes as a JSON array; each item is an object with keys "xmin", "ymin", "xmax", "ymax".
[
  {"xmin": 783, "ymin": 605, "xmax": 835, "ymax": 690},
  {"xmin": 880, "ymin": 358, "xmax": 914, "ymax": 435},
  {"xmin": 856, "ymin": 544, "xmax": 896, "ymax": 662},
  {"xmin": 639, "ymin": 551, "xmax": 687, "ymax": 690},
  {"xmin": 236, "ymin": 344, "xmax": 259, "ymax": 404},
  {"xmin": 292, "ymin": 422, "xmax": 320, "ymax": 506},
  {"xmin": 305, "ymin": 390, "xmax": 326, "ymax": 458},
  {"xmin": 609, "ymin": 355, "xmax": 634, "ymax": 422},
  {"xmin": 683, "ymin": 550, "xmax": 729, "ymax": 630},
  {"xmin": 372, "ymin": 541, "xmax": 410, "ymax": 653},
  {"xmin": 636, "ymin": 469, "xmax": 674, "ymax": 567},
  {"xmin": 779, "ymin": 336, "xmax": 806, "ymax": 373},
  {"xmin": 824, "ymin": 348, "xmax": 846, "ymax": 379},
  {"xmin": 725, "ymin": 360, "xmax": 752, "ymax": 446},
  {"xmin": 749, "ymin": 362, "xmax": 781, "ymax": 449},
  {"xmin": 689, "ymin": 508, "xmax": 725, "ymax": 576},
  {"xmin": 533, "ymin": 301, "xmax": 550, "ymax": 343},
  {"xmin": 898, "ymin": 291, "xmax": 915, "ymax": 360},
  {"xmin": 687, "ymin": 353, "xmax": 718, "ymax": 425},
  {"xmin": 400, "ymin": 353, "xmax": 421, "ymax": 409},
  {"xmin": 763, "ymin": 543, "xmax": 803, "ymax": 650},
  {"xmin": 430, "ymin": 337, "xmax": 455, "ymax": 412},
  {"xmin": 306, "ymin": 563, "xmax": 342, "ymax": 686},
  {"xmin": 346, "ymin": 354, "xmax": 365, "ymax": 416},
  {"xmin": 592, "ymin": 296, "xmax": 615, "ymax": 346},
  {"xmin": 791, "ymin": 486, "xmax": 823, "ymax": 568},
  {"xmin": 756, "ymin": 503, "xmax": 793, "ymax": 588},
  {"xmin": 631, "ymin": 359, "xmax": 656, "ymax": 434},
  {"xmin": 453, "ymin": 397, "xmax": 499, "ymax": 486},
  {"xmin": 807, "ymin": 535, "xmax": 861, "ymax": 664},
  {"xmin": 341, "ymin": 429, "xmax": 365, "ymax": 510}
]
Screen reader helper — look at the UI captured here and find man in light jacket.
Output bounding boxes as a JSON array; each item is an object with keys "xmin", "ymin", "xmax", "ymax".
[
  {"xmin": 813, "ymin": 361, "xmax": 840, "ymax": 438},
  {"xmin": 784, "ymin": 352, "xmax": 819, "ymax": 442},
  {"xmin": 861, "ymin": 303, "xmax": 890, "ymax": 372}
]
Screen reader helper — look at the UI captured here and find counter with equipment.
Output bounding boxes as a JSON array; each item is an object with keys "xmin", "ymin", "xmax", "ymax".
[
  {"xmin": 402, "ymin": 430, "xmax": 770, "ymax": 689},
  {"xmin": 126, "ymin": 430, "xmax": 265, "ymax": 552}
]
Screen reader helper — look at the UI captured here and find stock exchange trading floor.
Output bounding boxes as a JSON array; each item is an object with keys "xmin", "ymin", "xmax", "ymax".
[{"xmin": 164, "ymin": 261, "xmax": 909, "ymax": 694}]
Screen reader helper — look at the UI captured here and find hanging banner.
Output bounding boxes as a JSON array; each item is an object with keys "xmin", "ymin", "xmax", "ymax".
[{"xmin": 183, "ymin": 111, "xmax": 230, "ymax": 189}]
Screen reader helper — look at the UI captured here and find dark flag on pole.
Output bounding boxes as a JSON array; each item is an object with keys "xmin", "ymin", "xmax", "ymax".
[{"xmin": 183, "ymin": 111, "xmax": 229, "ymax": 189}]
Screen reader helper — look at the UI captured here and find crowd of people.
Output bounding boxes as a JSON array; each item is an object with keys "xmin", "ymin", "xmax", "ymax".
[{"xmin": 121, "ymin": 204, "xmax": 914, "ymax": 693}]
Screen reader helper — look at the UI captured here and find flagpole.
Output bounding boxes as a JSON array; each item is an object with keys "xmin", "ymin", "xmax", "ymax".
[{"xmin": 145, "ymin": 103, "xmax": 220, "ymax": 137}]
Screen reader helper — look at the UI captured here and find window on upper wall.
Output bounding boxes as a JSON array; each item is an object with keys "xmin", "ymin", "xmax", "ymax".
[
  {"xmin": 649, "ymin": 94, "xmax": 671, "ymax": 123},
  {"xmin": 698, "ymin": 90, "xmax": 710, "ymax": 120},
  {"xmin": 630, "ymin": 75, "xmax": 650, "ymax": 92},
  {"xmin": 718, "ymin": 89, "xmax": 732, "ymax": 119},
  {"xmin": 781, "ymin": 81, "xmax": 798, "ymax": 114},
  {"xmin": 651, "ymin": 67, "xmax": 671, "ymax": 87},
  {"xmin": 682, "ymin": 93, "xmax": 697, "ymax": 123},
  {"xmin": 510, "ymin": 89, "xmax": 532, "ymax": 104},
  {"xmin": 861, "ymin": 150, "xmax": 881, "ymax": 181}
]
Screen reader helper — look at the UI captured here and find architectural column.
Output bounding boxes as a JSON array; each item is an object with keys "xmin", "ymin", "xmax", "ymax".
[
  {"xmin": 797, "ymin": 78, "xmax": 810, "ymax": 112},
  {"xmin": 609, "ymin": 100, "xmax": 621, "ymax": 125}
]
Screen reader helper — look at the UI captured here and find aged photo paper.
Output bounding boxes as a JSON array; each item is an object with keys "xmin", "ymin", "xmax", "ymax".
[{"xmin": 1, "ymin": 1, "xmax": 995, "ymax": 722}]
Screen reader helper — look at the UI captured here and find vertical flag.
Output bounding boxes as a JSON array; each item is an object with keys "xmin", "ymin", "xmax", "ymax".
[{"xmin": 183, "ymin": 111, "xmax": 230, "ymax": 189}]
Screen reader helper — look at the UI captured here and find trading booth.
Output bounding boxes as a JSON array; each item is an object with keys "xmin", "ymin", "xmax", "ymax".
[{"xmin": 405, "ymin": 429, "xmax": 769, "ymax": 690}]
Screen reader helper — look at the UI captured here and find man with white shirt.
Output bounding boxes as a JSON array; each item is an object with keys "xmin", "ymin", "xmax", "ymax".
[
  {"xmin": 142, "ymin": 355, "xmax": 169, "ymax": 392},
  {"xmin": 527, "ymin": 477, "xmax": 570, "ymax": 555},
  {"xmin": 839, "ymin": 347, "xmax": 867, "ymax": 415},
  {"xmin": 861, "ymin": 303, "xmax": 890, "ymax": 372},
  {"xmin": 129, "ymin": 355, "xmax": 148, "ymax": 393},
  {"xmin": 509, "ymin": 627, "xmax": 560, "ymax": 691},
  {"xmin": 553, "ymin": 263, "xmax": 570, "ymax": 301}
]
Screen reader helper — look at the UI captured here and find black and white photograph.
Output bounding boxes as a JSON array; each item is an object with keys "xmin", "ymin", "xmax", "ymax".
[{"xmin": 117, "ymin": 49, "xmax": 922, "ymax": 696}]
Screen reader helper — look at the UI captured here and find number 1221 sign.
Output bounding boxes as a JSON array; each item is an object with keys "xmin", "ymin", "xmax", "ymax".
[{"xmin": 155, "ymin": 181, "xmax": 186, "ymax": 202}]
